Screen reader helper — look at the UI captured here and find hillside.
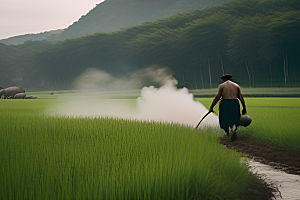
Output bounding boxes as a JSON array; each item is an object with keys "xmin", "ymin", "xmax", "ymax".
[
  {"xmin": 0, "ymin": 30, "xmax": 63, "ymax": 45},
  {"xmin": 0, "ymin": 0, "xmax": 232, "ymax": 45},
  {"xmin": 54, "ymin": 0, "xmax": 232, "ymax": 41},
  {"xmin": 0, "ymin": 0, "xmax": 299, "ymax": 90}
]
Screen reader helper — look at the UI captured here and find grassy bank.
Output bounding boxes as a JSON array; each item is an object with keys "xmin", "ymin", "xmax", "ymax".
[
  {"xmin": 0, "ymin": 99, "xmax": 272, "ymax": 199},
  {"xmin": 196, "ymin": 97, "xmax": 300, "ymax": 150}
]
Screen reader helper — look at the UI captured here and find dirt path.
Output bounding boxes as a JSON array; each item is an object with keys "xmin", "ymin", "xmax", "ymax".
[
  {"xmin": 220, "ymin": 137, "xmax": 300, "ymax": 175},
  {"xmin": 220, "ymin": 136, "xmax": 300, "ymax": 200}
]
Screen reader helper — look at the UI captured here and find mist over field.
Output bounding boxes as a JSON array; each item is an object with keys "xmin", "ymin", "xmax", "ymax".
[
  {"xmin": 72, "ymin": 66, "xmax": 174, "ymax": 91},
  {"xmin": 47, "ymin": 67, "xmax": 219, "ymax": 127}
]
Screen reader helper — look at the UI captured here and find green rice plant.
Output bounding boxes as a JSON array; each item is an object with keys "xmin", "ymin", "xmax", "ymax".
[
  {"xmin": 237, "ymin": 98, "xmax": 300, "ymax": 150},
  {"xmin": 0, "ymin": 99, "xmax": 272, "ymax": 199},
  {"xmin": 196, "ymin": 97, "xmax": 300, "ymax": 150}
]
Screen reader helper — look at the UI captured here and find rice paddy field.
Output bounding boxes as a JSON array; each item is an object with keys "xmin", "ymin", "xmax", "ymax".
[
  {"xmin": 196, "ymin": 97, "xmax": 300, "ymax": 151},
  {"xmin": 0, "ymin": 97, "xmax": 273, "ymax": 200}
]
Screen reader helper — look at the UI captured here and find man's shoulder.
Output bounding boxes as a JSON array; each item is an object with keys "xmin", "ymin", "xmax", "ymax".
[
  {"xmin": 220, "ymin": 81, "xmax": 240, "ymax": 88},
  {"xmin": 218, "ymin": 82, "xmax": 225, "ymax": 89},
  {"xmin": 232, "ymin": 81, "xmax": 240, "ymax": 87},
  {"xmin": 228, "ymin": 80, "xmax": 240, "ymax": 87},
  {"xmin": 219, "ymin": 81, "xmax": 227, "ymax": 87}
]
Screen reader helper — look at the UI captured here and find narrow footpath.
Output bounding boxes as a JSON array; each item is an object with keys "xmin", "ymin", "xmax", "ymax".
[
  {"xmin": 220, "ymin": 137, "xmax": 300, "ymax": 200},
  {"xmin": 249, "ymin": 160, "xmax": 300, "ymax": 200}
]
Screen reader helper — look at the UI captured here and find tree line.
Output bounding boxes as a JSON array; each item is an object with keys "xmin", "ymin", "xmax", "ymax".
[{"xmin": 0, "ymin": 0, "xmax": 299, "ymax": 89}]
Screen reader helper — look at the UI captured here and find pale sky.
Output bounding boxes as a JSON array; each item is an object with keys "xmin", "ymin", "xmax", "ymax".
[{"xmin": 0, "ymin": 0, "xmax": 105, "ymax": 39}]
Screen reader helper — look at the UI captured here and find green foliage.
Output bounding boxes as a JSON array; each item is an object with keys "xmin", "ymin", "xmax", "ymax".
[
  {"xmin": 0, "ymin": 43, "xmax": 16, "ymax": 86},
  {"xmin": 237, "ymin": 98, "xmax": 300, "ymax": 150},
  {"xmin": 228, "ymin": 10, "xmax": 300, "ymax": 63},
  {"xmin": 1, "ymin": 0, "xmax": 299, "ymax": 89},
  {"xmin": 0, "ymin": 99, "xmax": 272, "ymax": 199}
]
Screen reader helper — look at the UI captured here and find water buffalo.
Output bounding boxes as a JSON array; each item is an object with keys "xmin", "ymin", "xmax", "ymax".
[
  {"xmin": 0, "ymin": 86, "xmax": 25, "ymax": 99},
  {"xmin": 0, "ymin": 89, "xmax": 4, "ymax": 98},
  {"xmin": 13, "ymin": 93, "xmax": 27, "ymax": 99}
]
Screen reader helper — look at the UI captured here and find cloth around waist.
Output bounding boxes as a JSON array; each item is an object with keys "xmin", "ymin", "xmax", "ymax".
[
  {"xmin": 220, "ymin": 99, "xmax": 239, "ymax": 104},
  {"xmin": 219, "ymin": 99, "xmax": 239, "ymax": 110}
]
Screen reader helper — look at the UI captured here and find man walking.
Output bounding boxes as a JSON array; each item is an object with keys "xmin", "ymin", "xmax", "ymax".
[{"xmin": 209, "ymin": 74, "xmax": 247, "ymax": 141}]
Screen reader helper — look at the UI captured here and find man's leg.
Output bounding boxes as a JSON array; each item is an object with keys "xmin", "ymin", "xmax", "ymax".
[{"xmin": 228, "ymin": 124, "xmax": 237, "ymax": 142}]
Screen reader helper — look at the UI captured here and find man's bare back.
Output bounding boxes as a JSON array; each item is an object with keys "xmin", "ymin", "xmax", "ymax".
[
  {"xmin": 209, "ymin": 80, "xmax": 246, "ymax": 114},
  {"xmin": 219, "ymin": 80, "xmax": 241, "ymax": 99}
]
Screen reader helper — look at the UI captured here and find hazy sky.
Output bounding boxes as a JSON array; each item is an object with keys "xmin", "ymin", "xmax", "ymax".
[{"xmin": 0, "ymin": 0, "xmax": 105, "ymax": 39}]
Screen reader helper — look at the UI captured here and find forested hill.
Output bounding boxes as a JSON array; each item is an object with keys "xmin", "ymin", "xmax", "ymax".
[
  {"xmin": 0, "ymin": 0, "xmax": 231, "ymax": 45},
  {"xmin": 54, "ymin": 0, "xmax": 232, "ymax": 41},
  {"xmin": 0, "ymin": 0, "xmax": 299, "ymax": 90},
  {"xmin": 0, "ymin": 30, "xmax": 63, "ymax": 45}
]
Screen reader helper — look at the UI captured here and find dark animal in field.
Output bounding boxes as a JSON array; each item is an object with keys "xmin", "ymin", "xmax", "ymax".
[
  {"xmin": 13, "ymin": 93, "xmax": 27, "ymax": 99},
  {"xmin": 0, "ymin": 89, "xmax": 4, "ymax": 98},
  {"xmin": 50, "ymin": 92, "xmax": 54, "ymax": 95},
  {"xmin": 0, "ymin": 86, "xmax": 25, "ymax": 99}
]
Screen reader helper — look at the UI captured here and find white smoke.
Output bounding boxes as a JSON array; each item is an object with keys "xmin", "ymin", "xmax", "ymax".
[
  {"xmin": 47, "ymin": 67, "xmax": 219, "ymax": 128},
  {"xmin": 137, "ymin": 84, "xmax": 218, "ymax": 126}
]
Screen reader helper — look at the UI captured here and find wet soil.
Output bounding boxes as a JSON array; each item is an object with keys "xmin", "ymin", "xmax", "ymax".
[{"xmin": 220, "ymin": 136, "xmax": 300, "ymax": 176}]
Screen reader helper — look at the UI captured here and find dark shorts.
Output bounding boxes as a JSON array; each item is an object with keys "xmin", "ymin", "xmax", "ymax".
[{"xmin": 219, "ymin": 99, "xmax": 241, "ymax": 134}]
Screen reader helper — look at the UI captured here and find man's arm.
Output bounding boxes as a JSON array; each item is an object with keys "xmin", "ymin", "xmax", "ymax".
[
  {"xmin": 237, "ymin": 86, "xmax": 247, "ymax": 114},
  {"xmin": 209, "ymin": 86, "xmax": 222, "ymax": 112}
]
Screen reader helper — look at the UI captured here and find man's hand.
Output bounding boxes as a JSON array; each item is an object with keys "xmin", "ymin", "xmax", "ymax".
[{"xmin": 242, "ymin": 108, "xmax": 247, "ymax": 115}]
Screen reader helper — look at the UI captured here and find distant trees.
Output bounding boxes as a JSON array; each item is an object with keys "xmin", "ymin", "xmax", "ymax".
[
  {"xmin": 1, "ymin": 0, "xmax": 299, "ymax": 89},
  {"xmin": 0, "ymin": 43, "xmax": 16, "ymax": 86}
]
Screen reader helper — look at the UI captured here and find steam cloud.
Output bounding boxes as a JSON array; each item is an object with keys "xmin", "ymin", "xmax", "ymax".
[{"xmin": 47, "ymin": 67, "xmax": 219, "ymax": 128}]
